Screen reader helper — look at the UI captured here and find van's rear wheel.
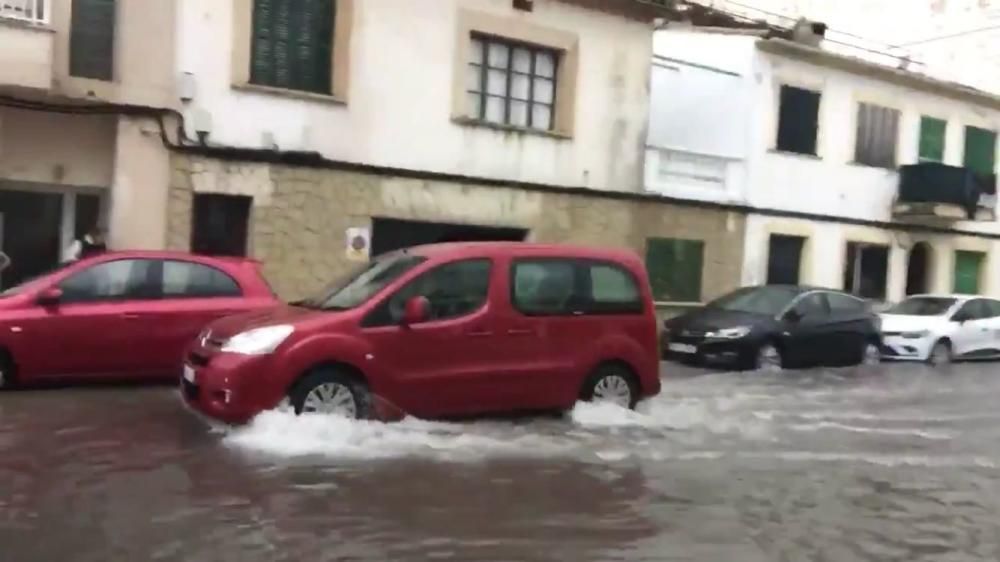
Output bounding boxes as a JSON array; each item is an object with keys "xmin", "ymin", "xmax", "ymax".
[
  {"xmin": 927, "ymin": 341, "xmax": 953, "ymax": 366},
  {"xmin": 290, "ymin": 369, "xmax": 372, "ymax": 419},
  {"xmin": 581, "ymin": 364, "xmax": 639, "ymax": 410}
]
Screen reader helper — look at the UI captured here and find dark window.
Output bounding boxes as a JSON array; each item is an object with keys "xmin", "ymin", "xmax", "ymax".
[
  {"xmin": 985, "ymin": 299, "xmax": 1000, "ymax": 318},
  {"xmin": 826, "ymin": 292, "xmax": 866, "ymax": 313},
  {"xmin": 69, "ymin": 0, "xmax": 116, "ymax": 80},
  {"xmin": 74, "ymin": 194, "xmax": 104, "ymax": 240},
  {"xmin": 791, "ymin": 292, "xmax": 829, "ymax": 318},
  {"xmin": 855, "ymin": 103, "xmax": 900, "ymax": 168},
  {"xmin": 766, "ymin": 234, "xmax": 805, "ymax": 285},
  {"xmin": 919, "ymin": 116, "xmax": 947, "ymax": 162},
  {"xmin": 964, "ymin": 126, "xmax": 997, "ymax": 179},
  {"xmin": 162, "ymin": 261, "xmax": 242, "ymax": 298},
  {"xmin": 191, "ymin": 194, "xmax": 251, "ymax": 257},
  {"xmin": 645, "ymin": 238, "xmax": 703, "ymax": 303},
  {"xmin": 251, "ymin": 0, "xmax": 335, "ymax": 94},
  {"xmin": 59, "ymin": 259, "xmax": 155, "ymax": 303},
  {"xmin": 467, "ymin": 35, "xmax": 558, "ymax": 131},
  {"xmin": 365, "ymin": 259, "xmax": 492, "ymax": 327},
  {"xmin": 954, "ymin": 299, "xmax": 990, "ymax": 321},
  {"xmin": 511, "ymin": 259, "xmax": 642, "ymax": 316},
  {"xmin": 843, "ymin": 242, "xmax": 888, "ymax": 300},
  {"xmin": 776, "ymin": 85, "xmax": 821, "ymax": 155}
]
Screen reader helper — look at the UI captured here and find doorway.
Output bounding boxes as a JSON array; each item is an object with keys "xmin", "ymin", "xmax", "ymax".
[
  {"xmin": 766, "ymin": 234, "xmax": 806, "ymax": 285},
  {"xmin": 905, "ymin": 242, "xmax": 932, "ymax": 296},
  {"xmin": 371, "ymin": 218, "xmax": 528, "ymax": 258},
  {"xmin": 843, "ymin": 242, "xmax": 889, "ymax": 300}
]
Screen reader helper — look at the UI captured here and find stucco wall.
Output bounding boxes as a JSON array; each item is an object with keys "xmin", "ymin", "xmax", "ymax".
[
  {"xmin": 175, "ymin": 0, "xmax": 652, "ymax": 191},
  {"xmin": 743, "ymin": 214, "xmax": 1000, "ymax": 302},
  {"xmin": 0, "ymin": 107, "xmax": 116, "ymax": 188},
  {"xmin": 167, "ymin": 154, "xmax": 745, "ymax": 303}
]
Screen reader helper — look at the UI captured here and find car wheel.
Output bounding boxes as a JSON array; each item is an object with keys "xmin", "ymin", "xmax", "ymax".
[
  {"xmin": 290, "ymin": 369, "xmax": 372, "ymax": 419},
  {"xmin": 861, "ymin": 342, "xmax": 881, "ymax": 366},
  {"xmin": 754, "ymin": 344, "xmax": 784, "ymax": 372},
  {"xmin": 927, "ymin": 341, "xmax": 952, "ymax": 367},
  {"xmin": 581, "ymin": 364, "xmax": 639, "ymax": 410}
]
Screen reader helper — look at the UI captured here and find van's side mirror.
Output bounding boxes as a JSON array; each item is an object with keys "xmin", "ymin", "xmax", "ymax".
[
  {"xmin": 402, "ymin": 296, "xmax": 430, "ymax": 326},
  {"xmin": 36, "ymin": 287, "xmax": 63, "ymax": 307}
]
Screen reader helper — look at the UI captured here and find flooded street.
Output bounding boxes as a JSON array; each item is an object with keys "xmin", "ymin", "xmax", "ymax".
[{"xmin": 4, "ymin": 364, "xmax": 1000, "ymax": 561}]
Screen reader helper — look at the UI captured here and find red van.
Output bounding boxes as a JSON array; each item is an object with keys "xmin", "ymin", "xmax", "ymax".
[{"xmin": 182, "ymin": 243, "xmax": 661, "ymax": 424}]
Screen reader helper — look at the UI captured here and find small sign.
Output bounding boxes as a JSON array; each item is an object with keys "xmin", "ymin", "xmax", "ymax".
[
  {"xmin": 345, "ymin": 227, "xmax": 371, "ymax": 262},
  {"xmin": 0, "ymin": 252, "xmax": 9, "ymax": 273}
]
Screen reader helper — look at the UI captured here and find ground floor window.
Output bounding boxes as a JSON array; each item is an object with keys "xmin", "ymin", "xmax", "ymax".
[
  {"xmin": 766, "ymin": 234, "xmax": 806, "ymax": 285},
  {"xmin": 953, "ymin": 250, "xmax": 985, "ymax": 294},
  {"xmin": 843, "ymin": 242, "xmax": 889, "ymax": 300},
  {"xmin": 645, "ymin": 238, "xmax": 704, "ymax": 303},
  {"xmin": 191, "ymin": 194, "xmax": 252, "ymax": 257}
]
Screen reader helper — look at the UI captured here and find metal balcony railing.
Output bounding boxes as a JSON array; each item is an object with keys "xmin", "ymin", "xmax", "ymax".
[
  {"xmin": 0, "ymin": 0, "xmax": 48, "ymax": 24},
  {"xmin": 897, "ymin": 162, "xmax": 997, "ymax": 220}
]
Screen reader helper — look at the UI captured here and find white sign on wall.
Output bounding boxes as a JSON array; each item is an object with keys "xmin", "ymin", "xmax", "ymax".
[{"xmin": 345, "ymin": 227, "xmax": 371, "ymax": 262}]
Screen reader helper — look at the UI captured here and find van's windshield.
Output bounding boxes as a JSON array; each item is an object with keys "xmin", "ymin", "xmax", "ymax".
[{"xmin": 296, "ymin": 254, "xmax": 426, "ymax": 311}]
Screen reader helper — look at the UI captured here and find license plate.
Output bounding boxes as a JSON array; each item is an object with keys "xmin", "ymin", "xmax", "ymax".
[
  {"xmin": 668, "ymin": 343, "xmax": 697, "ymax": 354},
  {"xmin": 183, "ymin": 365, "xmax": 196, "ymax": 384}
]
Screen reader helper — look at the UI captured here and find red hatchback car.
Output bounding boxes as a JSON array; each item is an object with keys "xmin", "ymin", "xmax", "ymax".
[
  {"xmin": 0, "ymin": 251, "xmax": 277, "ymax": 388},
  {"xmin": 183, "ymin": 242, "xmax": 662, "ymax": 424}
]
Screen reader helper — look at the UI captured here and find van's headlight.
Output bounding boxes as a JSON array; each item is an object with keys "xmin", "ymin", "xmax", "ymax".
[
  {"xmin": 221, "ymin": 325, "xmax": 294, "ymax": 355},
  {"xmin": 901, "ymin": 330, "xmax": 931, "ymax": 339},
  {"xmin": 706, "ymin": 326, "xmax": 751, "ymax": 339}
]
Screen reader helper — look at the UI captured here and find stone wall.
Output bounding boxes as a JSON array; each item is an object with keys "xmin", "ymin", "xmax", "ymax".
[{"xmin": 167, "ymin": 154, "xmax": 745, "ymax": 303}]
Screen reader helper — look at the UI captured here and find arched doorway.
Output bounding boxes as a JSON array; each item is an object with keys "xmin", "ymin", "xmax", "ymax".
[{"xmin": 905, "ymin": 242, "xmax": 933, "ymax": 296}]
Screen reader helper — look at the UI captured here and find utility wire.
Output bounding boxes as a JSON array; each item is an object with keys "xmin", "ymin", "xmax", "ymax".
[{"xmin": 898, "ymin": 24, "xmax": 1000, "ymax": 47}]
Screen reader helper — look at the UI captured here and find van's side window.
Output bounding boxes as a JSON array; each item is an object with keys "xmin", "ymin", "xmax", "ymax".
[
  {"xmin": 588, "ymin": 263, "xmax": 642, "ymax": 313},
  {"xmin": 512, "ymin": 259, "xmax": 643, "ymax": 316},
  {"xmin": 363, "ymin": 259, "xmax": 492, "ymax": 327}
]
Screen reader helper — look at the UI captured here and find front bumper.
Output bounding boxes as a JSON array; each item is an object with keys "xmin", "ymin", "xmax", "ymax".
[
  {"xmin": 880, "ymin": 334, "xmax": 935, "ymax": 362},
  {"xmin": 661, "ymin": 332, "xmax": 754, "ymax": 368},
  {"xmin": 180, "ymin": 351, "xmax": 286, "ymax": 425}
]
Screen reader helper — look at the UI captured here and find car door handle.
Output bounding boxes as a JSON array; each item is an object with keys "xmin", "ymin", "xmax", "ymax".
[
  {"xmin": 507, "ymin": 329, "xmax": 534, "ymax": 336},
  {"xmin": 120, "ymin": 313, "xmax": 144, "ymax": 320},
  {"xmin": 466, "ymin": 330, "xmax": 494, "ymax": 337}
]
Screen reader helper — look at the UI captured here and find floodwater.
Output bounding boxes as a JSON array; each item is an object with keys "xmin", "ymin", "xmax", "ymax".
[{"xmin": 4, "ymin": 363, "xmax": 1000, "ymax": 561}]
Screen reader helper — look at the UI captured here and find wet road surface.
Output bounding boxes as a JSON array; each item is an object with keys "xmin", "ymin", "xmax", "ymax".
[{"xmin": 4, "ymin": 363, "xmax": 1000, "ymax": 561}]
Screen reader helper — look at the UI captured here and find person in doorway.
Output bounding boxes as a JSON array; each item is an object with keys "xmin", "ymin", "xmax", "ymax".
[{"xmin": 63, "ymin": 226, "xmax": 107, "ymax": 262}]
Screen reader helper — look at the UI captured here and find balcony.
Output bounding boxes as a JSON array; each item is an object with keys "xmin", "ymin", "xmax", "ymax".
[
  {"xmin": 0, "ymin": 0, "xmax": 53, "ymax": 92},
  {"xmin": 893, "ymin": 162, "xmax": 997, "ymax": 222}
]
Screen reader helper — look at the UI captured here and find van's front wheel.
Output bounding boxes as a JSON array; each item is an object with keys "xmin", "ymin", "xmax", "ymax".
[
  {"xmin": 581, "ymin": 364, "xmax": 639, "ymax": 410},
  {"xmin": 290, "ymin": 369, "xmax": 372, "ymax": 419}
]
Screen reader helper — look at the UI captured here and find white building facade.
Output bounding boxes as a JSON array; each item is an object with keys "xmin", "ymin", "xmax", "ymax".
[{"xmin": 648, "ymin": 26, "xmax": 1000, "ymax": 304}]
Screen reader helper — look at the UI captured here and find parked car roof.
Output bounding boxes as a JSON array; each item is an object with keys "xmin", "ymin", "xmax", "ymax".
[{"xmin": 401, "ymin": 242, "xmax": 641, "ymax": 261}]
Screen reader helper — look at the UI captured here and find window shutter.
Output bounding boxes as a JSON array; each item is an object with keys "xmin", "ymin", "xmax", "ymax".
[
  {"xmin": 251, "ymin": 0, "xmax": 334, "ymax": 94},
  {"xmin": 69, "ymin": 0, "xmax": 116, "ymax": 80},
  {"xmin": 954, "ymin": 251, "xmax": 984, "ymax": 294},
  {"xmin": 964, "ymin": 126, "xmax": 997, "ymax": 177},
  {"xmin": 918, "ymin": 117, "xmax": 947, "ymax": 162},
  {"xmin": 645, "ymin": 239, "xmax": 703, "ymax": 303}
]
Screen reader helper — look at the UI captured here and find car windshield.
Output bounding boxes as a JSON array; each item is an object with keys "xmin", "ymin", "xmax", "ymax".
[
  {"xmin": 707, "ymin": 286, "xmax": 801, "ymax": 316},
  {"xmin": 296, "ymin": 253, "xmax": 426, "ymax": 311},
  {"xmin": 887, "ymin": 297, "xmax": 957, "ymax": 316}
]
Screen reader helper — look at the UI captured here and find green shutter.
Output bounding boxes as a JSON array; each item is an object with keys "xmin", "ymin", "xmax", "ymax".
[
  {"xmin": 964, "ymin": 126, "xmax": 997, "ymax": 177},
  {"xmin": 645, "ymin": 238, "xmax": 704, "ymax": 303},
  {"xmin": 953, "ymin": 251, "xmax": 984, "ymax": 294},
  {"xmin": 69, "ymin": 0, "xmax": 116, "ymax": 80},
  {"xmin": 251, "ymin": 0, "xmax": 334, "ymax": 94},
  {"xmin": 918, "ymin": 116, "xmax": 946, "ymax": 162}
]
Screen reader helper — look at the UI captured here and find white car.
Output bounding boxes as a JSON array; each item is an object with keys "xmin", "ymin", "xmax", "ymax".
[{"xmin": 880, "ymin": 294, "xmax": 1000, "ymax": 365}]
